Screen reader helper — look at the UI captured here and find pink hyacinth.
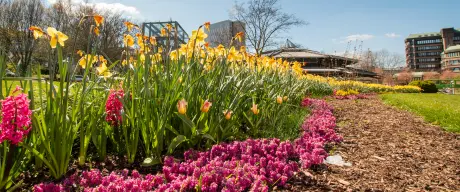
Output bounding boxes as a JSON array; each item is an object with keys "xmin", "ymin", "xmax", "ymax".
[
  {"xmin": 105, "ymin": 89, "xmax": 124, "ymax": 126},
  {"xmin": 34, "ymin": 96, "xmax": 341, "ymax": 191},
  {"xmin": 0, "ymin": 86, "xmax": 32, "ymax": 145}
]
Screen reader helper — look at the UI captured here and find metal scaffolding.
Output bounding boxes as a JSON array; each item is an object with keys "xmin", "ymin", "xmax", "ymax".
[{"xmin": 142, "ymin": 21, "xmax": 189, "ymax": 49}]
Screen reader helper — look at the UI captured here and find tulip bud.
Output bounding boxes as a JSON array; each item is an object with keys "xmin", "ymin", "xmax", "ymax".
[
  {"xmin": 276, "ymin": 96, "xmax": 283, "ymax": 104},
  {"xmin": 223, "ymin": 110, "xmax": 232, "ymax": 120},
  {"xmin": 201, "ymin": 100, "xmax": 212, "ymax": 113},
  {"xmin": 177, "ymin": 99, "xmax": 187, "ymax": 115},
  {"xmin": 251, "ymin": 104, "xmax": 259, "ymax": 115}
]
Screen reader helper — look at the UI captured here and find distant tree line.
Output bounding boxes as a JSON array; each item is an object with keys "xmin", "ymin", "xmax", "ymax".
[{"xmin": 0, "ymin": 0, "xmax": 128, "ymax": 76}]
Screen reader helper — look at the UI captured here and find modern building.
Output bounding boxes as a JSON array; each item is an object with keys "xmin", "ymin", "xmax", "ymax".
[
  {"xmin": 441, "ymin": 45, "xmax": 460, "ymax": 73},
  {"xmin": 262, "ymin": 39, "xmax": 378, "ymax": 80},
  {"xmin": 142, "ymin": 21, "xmax": 189, "ymax": 49},
  {"xmin": 205, "ymin": 20, "xmax": 245, "ymax": 48},
  {"xmin": 405, "ymin": 28, "xmax": 460, "ymax": 72}
]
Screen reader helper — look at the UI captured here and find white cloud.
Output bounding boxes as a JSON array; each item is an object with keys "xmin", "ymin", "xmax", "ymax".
[
  {"xmin": 385, "ymin": 33, "xmax": 401, "ymax": 38},
  {"xmin": 47, "ymin": 0, "xmax": 142, "ymax": 19},
  {"xmin": 342, "ymin": 34, "xmax": 374, "ymax": 43}
]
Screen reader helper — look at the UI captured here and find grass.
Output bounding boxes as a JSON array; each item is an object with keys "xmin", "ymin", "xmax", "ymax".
[{"xmin": 380, "ymin": 93, "xmax": 460, "ymax": 133}]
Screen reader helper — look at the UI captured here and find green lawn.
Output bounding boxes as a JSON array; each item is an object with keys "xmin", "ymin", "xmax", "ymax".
[{"xmin": 380, "ymin": 93, "xmax": 460, "ymax": 133}]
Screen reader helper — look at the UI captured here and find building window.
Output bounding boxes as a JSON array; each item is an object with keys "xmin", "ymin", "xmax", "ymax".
[
  {"xmin": 417, "ymin": 52, "xmax": 440, "ymax": 57},
  {"xmin": 454, "ymin": 36, "xmax": 460, "ymax": 41},
  {"xmin": 416, "ymin": 39, "xmax": 442, "ymax": 45},
  {"xmin": 418, "ymin": 58, "xmax": 438, "ymax": 62},
  {"xmin": 447, "ymin": 52, "xmax": 460, "ymax": 57},
  {"xmin": 451, "ymin": 60, "xmax": 460, "ymax": 65},
  {"xmin": 417, "ymin": 45, "xmax": 441, "ymax": 50}
]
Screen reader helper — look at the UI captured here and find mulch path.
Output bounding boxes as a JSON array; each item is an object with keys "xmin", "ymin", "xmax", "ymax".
[{"xmin": 279, "ymin": 96, "xmax": 460, "ymax": 192}]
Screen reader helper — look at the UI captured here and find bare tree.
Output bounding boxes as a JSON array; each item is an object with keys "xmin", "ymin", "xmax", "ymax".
[
  {"xmin": 231, "ymin": 0, "xmax": 306, "ymax": 55},
  {"xmin": 0, "ymin": 0, "xmax": 44, "ymax": 76}
]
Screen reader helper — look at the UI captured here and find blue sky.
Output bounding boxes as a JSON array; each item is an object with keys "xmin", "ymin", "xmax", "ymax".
[{"xmin": 56, "ymin": 0, "xmax": 460, "ymax": 56}]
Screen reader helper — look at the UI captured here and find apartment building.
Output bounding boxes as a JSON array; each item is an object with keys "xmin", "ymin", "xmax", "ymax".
[{"xmin": 405, "ymin": 27, "xmax": 460, "ymax": 71}]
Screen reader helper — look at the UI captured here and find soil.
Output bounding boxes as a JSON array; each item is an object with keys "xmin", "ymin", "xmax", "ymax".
[{"xmin": 280, "ymin": 96, "xmax": 460, "ymax": 192}]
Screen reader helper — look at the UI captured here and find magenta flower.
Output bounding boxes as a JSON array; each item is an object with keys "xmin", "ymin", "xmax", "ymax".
[
  {"xmin": 0, "ymin": 86, "xmax": 32, "ymax": 145},
  {"xmin": 105, "ymin": 89, "xmax": 124, "ymax": 126}
]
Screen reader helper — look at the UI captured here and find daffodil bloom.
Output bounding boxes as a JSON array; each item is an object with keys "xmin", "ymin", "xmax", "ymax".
[
  {"xmin": 204, "ymin": 22, "xmax": 210, "ymax": 31},
  {"xmin": 93, "ymin": 15, "xmax": 104, "ymax": 26},
  {"xmin": 177, "ymin": 99, "xmax": 187, "ymax": 115},
  {"xmin": 227, "ymin": 46, "xmax": 238, "ymax": 62},
  {"xmin": 283, "ymin": 96, "xmax": 288, "ymax": 101},
  {"xmin": 96, "ymin": 62, "xmax": 112, "ymax": 78},
  {"xmin": 223, "ymin": 110, "xmax": 233, "ymax": 120},
  {"xmin": 240, "ymin": 46, "xmax": 246, "ymax": 53},
  {"xmin": 166, "ymin": 23, "xmax": 172, "ymax": 31},
  {"xmin": 149, "ymin": 36, "xmax": 157, "ymax": 45},
  {"xmin": 201, "ymin": 100, "xmax": 212, "ymax": 113},
  {"xmin": 170, "ymin": 51, "xmax": 178, "ymax": 61},
  {"xmin": 235, "ymin": 32, "xmax": 244, "ymax": 42},
  {"xmin": 47, "ymin": 27, "xmax": 68, "ymax": 48},
  {"xmin": 276, "ymin": 96, "xmax": 283, "ymax": 104},
  {"xmin": 161, "ymin": 28, "xmax": 167, "ymax": 37},
  {"xmin": 190, "ymin": 28, "xmax": 208, "ymax": 44},
  {"xmin": 251, "ymin": 104, "xmax": 259, "ymax": 115},
  {"xmin": 29, "ymin": 26, "xmax": 44, "ymax": 39},
  {"xmin": 123, "ymin": 34, "xmax": 134, "ymax": 47},
  {"xmin": 124, "ymin": 21, "xmax": 137, "ymax": 32},
  {"xmin": 158, "ymin": 47, "xmax": 163, "ymax": 53},
  {"xmin": 94, "ymin": 26, "xmax": 100, "ymax": 36},
  {"xmin": 76, "ymin": 50, "xmax": 84, "ymax": 57},
  {"xmin": 78, "ymin": 54, "xmax": 96, "ymax": 69}
]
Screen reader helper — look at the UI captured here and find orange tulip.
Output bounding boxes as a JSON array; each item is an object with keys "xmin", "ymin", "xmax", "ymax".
[
  {"xmin": 276, "ymin": 96, "xmax": 283, "ymax": 104},
  {"xmin": 223, "ymin": 110, "xmax": 233, "ymax": 120},
  {"xmin": 251, "ymin": 104, "xmax": 259, "ymax": 115},
  {"xmin": 177, "ymin": 99, "xmax": 187, "ymax": 115},
  {"xmin": 201, "ymin": 100, "xmax": 212, "ymax": 113}
]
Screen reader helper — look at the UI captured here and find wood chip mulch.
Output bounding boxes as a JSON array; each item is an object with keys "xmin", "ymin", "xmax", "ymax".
[{"xmin": 278, "ymin": 96, "xmax": 460, "ymax": 192}]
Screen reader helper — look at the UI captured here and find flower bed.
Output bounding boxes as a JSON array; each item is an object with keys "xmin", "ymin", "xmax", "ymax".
[{"xmin": 34, "ymin": 98, "xmax": 340, "ymax": 192}]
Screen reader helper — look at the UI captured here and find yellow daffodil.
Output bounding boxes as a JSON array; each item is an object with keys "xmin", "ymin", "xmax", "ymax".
[
  {"xmin": 96, "ymin": 62, "xmax": 112, "ymax": 78},
  {"xmin": 227, "ymin": 46, "xmax": 238, "ymax": 62},
  {"xmin": 204, "ymin": 22, "xmax": 210, "ymax": 31},
  {"xmin": 190, "ymin": 28, "xmax": 208, "ymax": 44},
  {"xmin": 201, "ymin": 100, "xmax": 212, "ymax": 113},
  {"xmin": 46, "ymin": 27, "xmax": 68, "ymax": 49},
  {"xmin": 161, "ymin": 28, "xmax": 167, "ymax": 37},
  {"xmin": 170, "ymin": 51, "xmax": 178, "ymax": 61},
  {"xmin": 124, "ymin": 21, "xmax": 137, "ymax": 32},
  {"xmin": 223, "ymin": 110, "xmax": 233, "ymax": 120},
  {"xmin": 283, "ymin": 96, "xmax": 288, "ymax": 101},
  {"xmin": 166, "ymin": 23, "xmax": 172, "ymax": 31},
  {"xmin": 177, "ymin": 99, "xmax": 187, "ymax": 115},
  {"xmin": 29, "ymin": 26, "xmax": 44, "ymax": 39},
  {"xmin": 78, "ymin": 54, "xmax": 96, "ymax": 69},
  {"xmin": 276, "ymin": 96, "xmax": 283, "ymax": 104},
  {"xmin": 123, "ymin": 34, "xmax": 134, "ymax": 47},
  {"xmin": 158, "ymin": 47, "xmax": 163, "ymax": 53},
  {"xmin": 76, "ymin": 50, "xmax": 84, "ymax": 57},
  {"xmin": 94, "ymin": 26, "xmax": 100, "ymax": 36},
  {"xmin": 149, "ymin": 36, "xmax": 157, "ymax": 45},
  {"xmin": 235, "ymin": 32, "xmax": 244, "ymax": 42},
  {"xmin": 251, "ymin": 104, "xmax": 259, "ymax": 115},
  {"xmin": 93, "ymin": 15, "xmax": 104, "ymax": 26}
]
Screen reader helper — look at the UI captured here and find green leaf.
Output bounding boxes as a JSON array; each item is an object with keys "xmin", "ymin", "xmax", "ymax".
[
  {"xmin": 176, "ymin": 113, "xmax": 195, "ymax": 130},
  {"xmin": 202, "ymin": 134, "xmax": 216, "ymax": 143},
  {"xmin": 167, "ymin": 135, "xmax": 187, "ymax": 154}
]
